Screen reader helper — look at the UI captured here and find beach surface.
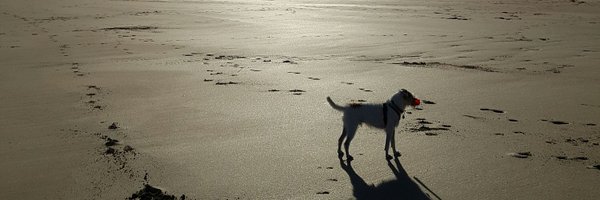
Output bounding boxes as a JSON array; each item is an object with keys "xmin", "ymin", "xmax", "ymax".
[{"xmin": 1, "ymin": 0, "xmax": 599, "ymax": 199}]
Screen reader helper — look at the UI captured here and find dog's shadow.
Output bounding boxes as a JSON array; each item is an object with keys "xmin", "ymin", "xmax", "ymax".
[{"xmin": 339, "ymin": 158, "xmax": 432, "ymax": 200}]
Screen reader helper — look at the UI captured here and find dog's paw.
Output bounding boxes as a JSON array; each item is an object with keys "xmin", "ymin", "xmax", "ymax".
[
  {"xmin": 347, "ymin": 155, "xmax": 354, "ymax": 161},
  {"xmin": 394, "ymin": 151, "xmax": 402, "ymax": 157},
  {"xmin": 386, "ymin": 154, "xmax": 393, "ymax": 160}
]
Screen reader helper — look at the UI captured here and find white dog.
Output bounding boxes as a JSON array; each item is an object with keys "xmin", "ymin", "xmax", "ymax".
[{"xmin": 327, "ymin": 89, "xmax": 421, "ymax": 160}]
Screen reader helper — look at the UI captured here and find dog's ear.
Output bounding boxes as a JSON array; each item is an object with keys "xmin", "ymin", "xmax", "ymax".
[{"xmin": 400, "ymin": 89, "xmax": 408, "ymax": 98}]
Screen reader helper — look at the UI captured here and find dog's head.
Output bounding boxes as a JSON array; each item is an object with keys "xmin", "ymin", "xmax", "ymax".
[{"xmin": 391, "ymin": 89, "xmax": 420, "ymax": 108}]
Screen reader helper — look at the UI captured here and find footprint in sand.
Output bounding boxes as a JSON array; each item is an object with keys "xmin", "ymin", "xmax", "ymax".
[
  {"xmin": 422, "ymin": 100, "xmax": 436, "ymax": 104},
  {"xmin": 358, "ymin": 88, "xmax": 372, "ymax": 92},
  {"xmin": 105, "ymin": 137, "xmax": 119, "ymax": 147},
  {"xmin": 545, "ymin": 140, "xmax": 557, "ymax": 144},
  {"xmin": 417, "ymin": 119, "xmax": 433, "ymax": 125},
  {"xmin": 541, "ymin": 119, "xmax": 569, "ymax": 125},
  {"xmin": 282, "ymin": 60, "xmax": 297, "ymax": 64},
  {"xmin": 587, "ymin": 165, "xmax": 600, "ymax": 170},
  {"xmin": 565, "ymin": 137, "xmax": 591, "ymax": 146},
  {"xmin": 108, "ymin": 122, "xmax": 119, "ymax": 130},
  {"xmin": 463, "ymin": 115, "xmax": 484, "ymax": 119},
  {"xmin": 554, "ymin": 155, "xmax": 588, "ymax": 161},
  {"xmin": 350, "ymin": 99, "xmax": 367, "ymax": 103},
  {"xmin": 550, "ymin": 121, "xmax": 568, "ymax": 125},
  {"xmin": 215, "ymin": 81, "xmax": 239, "ymax": 85},
  {"xmin": 480, "ymin": 108, "xmax": 505, "ymax": 113},
  {"xmin": 289, "ymin": 89, "xmax": 306, "ymax": 95},
  {"xmin": 508, "ymin": 152, "xmax": 531, "ymax": 158}
]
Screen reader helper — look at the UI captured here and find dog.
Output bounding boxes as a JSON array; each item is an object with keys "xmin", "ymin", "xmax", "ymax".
[{"xmin": 327, "ymin": 89, "xmax": 421, "ymax": 161}]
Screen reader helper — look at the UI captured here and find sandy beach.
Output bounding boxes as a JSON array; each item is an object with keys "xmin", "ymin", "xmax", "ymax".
[{"xmin": 1, "ymin": 0, "xmax": 599, "ymax": 199}]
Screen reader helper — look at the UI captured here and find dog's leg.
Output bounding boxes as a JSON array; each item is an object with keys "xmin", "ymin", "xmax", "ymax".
[
  {"xmin": 384, "ymin": 127, "xmax": 394, "ymax": 160},
  {"xmin": 343, "ymin": 125, "xmax": 358, "ymax": 161},
  {"xmin": 337, "ymin": 128, "xmax": 346, "ymax": 158},
  {"xmin": 391, "ymin": 129, "xmax": 401, "ymax": 157}
]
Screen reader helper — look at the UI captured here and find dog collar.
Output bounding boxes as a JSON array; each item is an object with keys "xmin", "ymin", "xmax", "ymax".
[{"xmin": 387, "ymin": 100, "xmax": 404, "ymax": 116}]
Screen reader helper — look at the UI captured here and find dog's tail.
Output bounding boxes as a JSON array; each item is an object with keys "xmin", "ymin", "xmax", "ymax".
[{"xmin": 326, "ymin": 96, "xmax": 345, "ymax": 111}]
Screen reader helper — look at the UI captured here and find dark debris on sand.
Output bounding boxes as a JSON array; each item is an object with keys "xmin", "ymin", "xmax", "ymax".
[
  {"xmin": 108, "ymin": 122, "xmax": 119, "ymax": 129},
  {"xmin": 128, "ymin": 184, "xmax": 186, "ymax": 200}
]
